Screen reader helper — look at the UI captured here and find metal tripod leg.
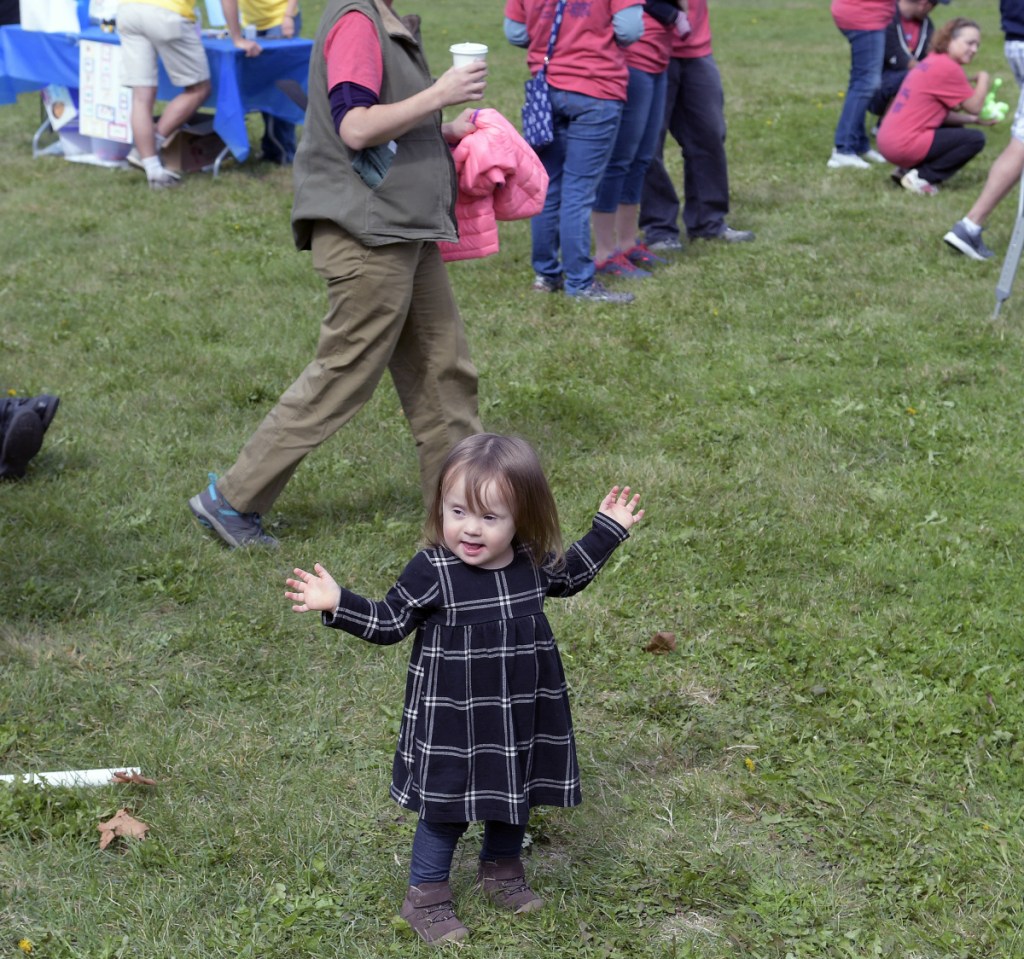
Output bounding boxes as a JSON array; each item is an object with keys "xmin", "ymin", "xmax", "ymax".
[{"xmin": 993, "ymin": 169, "xmax": 1024, "ymax": 318}]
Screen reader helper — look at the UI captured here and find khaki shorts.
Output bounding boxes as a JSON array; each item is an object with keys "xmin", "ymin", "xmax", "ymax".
[{"xmin": 117, "ymin": 3, "xmax": 210, "ymax": 88}]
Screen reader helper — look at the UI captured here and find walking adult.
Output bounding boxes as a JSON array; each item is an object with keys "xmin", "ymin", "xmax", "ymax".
[
  {"xmin": 869, "ymin": 0, "xmax": 949, "ymax": 122},
  {"xmin": 190, "ymin": 0, "xmax": 486, "ymax": 548},
  {"xmin": 504, "ymin": 0, "xmax": 644, "ymax": 303},
  {"xmin": 117, "ymin": 0, "xmax": 212, "ymax": 189},
  {"xmin": 877, "ymin": 17, "xmax": 990, "ymax": 196},
  {"xmin": 827, "ymin": 0, "xmax": 893, "ymax": 170},
  {"xmin": 945, "ymin": 0, "xmax": 1024, "ymax": 260},
  {"xmin": 221, "ymin": 0, "xmax": 303, "ymax": 163},
  {"xmin": 639, "ymin": 0, "xmax": 755, "ymax": 251}
]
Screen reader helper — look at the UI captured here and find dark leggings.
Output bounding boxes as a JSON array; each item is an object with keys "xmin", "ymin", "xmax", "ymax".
[
  {"xmin": 409, "ymin": 818, "xmax": 528, "ymax": 885},
  {"xmin": 917, "ymin": 127, "xmax": 986, "ymax": 184}
]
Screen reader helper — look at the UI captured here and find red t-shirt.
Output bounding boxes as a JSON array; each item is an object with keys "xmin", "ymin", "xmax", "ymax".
[
  {"xmin": 324, "ymin": 11, "xmax": 382, "ymax": 93},
  {"xmin": 899, "ymin": 16, "xmax": 922, "ymax": 53},
  {"xmin": 672, "ymin": 0, "xmax": 711, "ymax": 59},
  {"xmin": 505, "ymin": 0, "xmax": 638, "ymax": 101},
  {"xmin": 831, "ymin": 0, "xmax": 894, "ymax": 32},
  {"xmin": 876, "ymin": 53, "xmax": 973, "ymax": 167},
  {"xmin": 626, "ymin": 11, "xmax": 673, "ymax": 73}
]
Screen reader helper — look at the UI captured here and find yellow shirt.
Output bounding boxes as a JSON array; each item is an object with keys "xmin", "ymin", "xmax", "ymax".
[
  {"xmin": 120, "ymin": 0, "xmax": 199, "ymax": 21},
  {"xmin": 239, "ymin": 0, "xmax": 290, "ymax": 31}
]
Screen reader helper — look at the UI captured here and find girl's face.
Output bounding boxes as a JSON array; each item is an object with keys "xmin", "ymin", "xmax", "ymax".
[
  {"xmin": 441, "ymin": 473, "xmax": 517, "ymax": 569},
  {"xmin": 948, "ymin": 27, "xmax": 981, "ymax": 65}
]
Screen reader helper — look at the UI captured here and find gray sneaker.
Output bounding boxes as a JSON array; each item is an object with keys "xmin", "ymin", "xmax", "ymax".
[
  {"xmin": 648, "ymin": 237, "xmax": 684, "ymax": 253},
  {"xmin": 189, "ymin": 473, "xmax": 279, "ymax": 548},
  {"xmin": 148, "ymin": 168, "xmax": 182, "ymax": 191},
  {"xmin": 566, "ymin": 280, "xmax": 634, "ymax": 304},
  {"xmin": 532, "ymin": 274, "xmax": 564, "ymax": 293},
  {"xmin": 714, "ymin": 226, "xmax": 755, "ymax": 243},
  {"xmin": 943, "ymin": 221, "xmax": 994, "ymax": 261}
]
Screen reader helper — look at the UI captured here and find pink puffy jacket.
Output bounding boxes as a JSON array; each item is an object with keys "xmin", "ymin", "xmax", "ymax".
[{"xmin": 439, "ymin": 108, "xmax": 549, "ymax": 263}]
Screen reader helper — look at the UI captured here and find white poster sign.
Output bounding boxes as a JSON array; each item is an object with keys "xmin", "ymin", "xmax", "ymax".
[{"xmin": 78, "ymin": 40, "xmax": 132, "ymax": 144}]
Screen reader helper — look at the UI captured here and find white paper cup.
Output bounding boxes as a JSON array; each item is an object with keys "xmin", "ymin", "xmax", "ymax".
[{"xmin": 450, "ymin": 42, "xmax": 488, "ymax": 67}]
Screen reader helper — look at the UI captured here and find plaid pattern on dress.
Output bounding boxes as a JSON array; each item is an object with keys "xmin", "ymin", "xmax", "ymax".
[{"xmin": 323, "ymin": 512, "xmax": 629, "ymax": 824}]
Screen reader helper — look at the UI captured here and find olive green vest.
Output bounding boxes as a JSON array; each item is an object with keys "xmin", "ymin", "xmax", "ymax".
[{"xmin": 291, "ymin": 0, "xmax": 458, "ymax": 249}]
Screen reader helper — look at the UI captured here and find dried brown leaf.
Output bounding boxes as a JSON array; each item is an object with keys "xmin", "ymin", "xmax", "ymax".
[
  {"xmin": 645, "ymin": 631, "xmax": 677, "ymax": 654},
  {"xmin": 111, "ymin": 770, "xmax": 157, "ymax": 786},
  {"xmin": 97, "ymin": 808, "xmax": 150, "ymax": 849}
]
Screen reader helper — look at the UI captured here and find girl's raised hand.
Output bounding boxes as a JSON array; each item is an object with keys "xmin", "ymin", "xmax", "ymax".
[
  {"xmin": 599, "ymin": 486, "xmax": 644, "ymax": 530},
  {"xmin": 285, "ymin": 563, "xmax": 342, "ymax": 613}
]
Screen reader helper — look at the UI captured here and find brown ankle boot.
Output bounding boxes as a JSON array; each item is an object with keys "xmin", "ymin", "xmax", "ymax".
[
  {"xmin": 399, "ymin": 881, "xmax": 469, "ymax": 944},
  {"xmin": 475, "ymin": 858, "xmax": 544, "ymax": 913}
]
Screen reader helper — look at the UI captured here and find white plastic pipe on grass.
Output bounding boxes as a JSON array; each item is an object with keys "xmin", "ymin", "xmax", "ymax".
[{"xmin": 0, "ymin": 767, "xmax": 142, "ymax": 787}]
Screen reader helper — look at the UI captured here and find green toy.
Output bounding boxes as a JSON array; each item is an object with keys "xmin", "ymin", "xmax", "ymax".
[{"xmin": 980, "ymin": 77, "xmax": 1010, "ymax": 122}]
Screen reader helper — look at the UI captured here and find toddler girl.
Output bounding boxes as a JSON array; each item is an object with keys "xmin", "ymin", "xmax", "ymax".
[{"xmin": 284, "ymin": 433, "xmax": 643, "ymax": 944}]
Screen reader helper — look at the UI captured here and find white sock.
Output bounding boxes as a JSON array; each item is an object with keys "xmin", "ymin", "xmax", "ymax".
[
  {"xmin": 141, "ymin": 155, "xmax": 164, "ymax": 179},
  {"xmin": 962, "ymin": 218, "xmax": 983, "ymax": 237}
]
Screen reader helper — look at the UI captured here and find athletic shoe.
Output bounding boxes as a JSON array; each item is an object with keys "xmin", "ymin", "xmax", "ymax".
[
  {"xmin": 943, "ymin": 222, "xmax": 994, "ymax": 261},
  {"xmin": 861, "ymin": 148, "xmax": 887, "ymax": 164},
  {"xmin": 532, "ymin": 274, "xmax": 564, "ymax": 293},
  {"xmin": 189, "ymin": 472, "xmax": 279, "ymax": 548},
  {"xmin": 827, "ymin": 149, "xmax": 870, "ymax": 170},
  {"xmin": 595, "ymin": 251, "xmax": 651, "ymax": 279},
  {"xmin": 567, "ymin": 280, "xmax": 635, "ymax": 304},
  {"xmin": 647, "ymin": 237, "xmax": 684, "ymax": 253},
  {"xmin": 148, "ymin": 168, "xmax": 182, "ymax": 191},
  {"xmin": 716, "ymin": 226, "xmax": 755, "ymax": 243},
  {"xmin": 890, "ymin": 167, "xmax": 907, "ymax": 186},
  {"xmin": 900, "ymin": 169, "xmax": 938, "ymax": 196},
  {"xmin": 126, "ymin": 147, "xmax": 145, "ymax": 171},
  {"xmin": 624, "ymin": 243, "xmax": 668, "ymax": 267}
]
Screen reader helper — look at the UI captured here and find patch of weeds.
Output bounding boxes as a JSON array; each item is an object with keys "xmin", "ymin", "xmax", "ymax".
[{"xmin": 0, "ymin": 783, "xmax": 107, "ymax": 843}]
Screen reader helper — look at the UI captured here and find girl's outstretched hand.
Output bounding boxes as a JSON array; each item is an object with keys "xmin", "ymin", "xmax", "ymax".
[
  {"xmin": 599, "ymin": 486, "xmax": 644, "ymax": 530},
  {"xmin": 285, "ymin": 563, "xmax": 342, "ymax": 613}
]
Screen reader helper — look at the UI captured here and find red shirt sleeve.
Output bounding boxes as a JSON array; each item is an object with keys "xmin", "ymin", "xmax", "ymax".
[{"xmin": 325, "ymin": 11, "xmax": 383, "ymax": 94}]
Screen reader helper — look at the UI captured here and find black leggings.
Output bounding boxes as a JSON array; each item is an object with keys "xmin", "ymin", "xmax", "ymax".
[{"xmin": 917, "ymin": 127, "xmax": 986, "ymax": 184}]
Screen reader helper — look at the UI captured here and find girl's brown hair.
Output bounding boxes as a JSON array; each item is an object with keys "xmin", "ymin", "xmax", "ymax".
[
  {"xmin": 424, "ymin": 433, "xmax": 564, "ymax": 568},
  {"xmin": 930, "ymin": 17, "xmax": 980, "ymax": 55}
]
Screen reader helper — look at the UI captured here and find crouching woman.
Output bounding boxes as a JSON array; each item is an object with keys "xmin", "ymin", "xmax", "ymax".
[{"xmin": 878, "ymin": 17, "xmax": 992, "ymax": 195}]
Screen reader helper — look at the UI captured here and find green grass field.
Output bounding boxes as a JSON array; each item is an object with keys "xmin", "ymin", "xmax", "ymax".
[{"xmin": 3, "ymin": 1, "xmax": 1024, "ymax": 956}]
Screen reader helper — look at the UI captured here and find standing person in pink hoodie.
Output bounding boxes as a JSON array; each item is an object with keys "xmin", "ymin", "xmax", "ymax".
[{"xmin": 828, "ymin": 0, "xmax": 895, "ymax": 170}]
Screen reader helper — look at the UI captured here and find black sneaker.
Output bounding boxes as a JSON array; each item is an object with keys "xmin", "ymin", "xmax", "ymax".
[
  {"xmin": 189, "ymin": 472, "xmax": 279, "ymax": 548},
  {"xmin": 566, "ymin": 280, "xmax": 634, "ymax": 304},
  {"xmin": 943, "ymin": 222, "xmax": 994, "ymax": 261},
  {"xmin": 0, "ymin": 407, "xmax": 44, "ymax": 480}
]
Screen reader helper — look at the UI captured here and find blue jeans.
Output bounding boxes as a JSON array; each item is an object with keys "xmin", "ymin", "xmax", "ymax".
[
  {"xmin": 409, "ymin": 819, "xmax": 529, "ymax": 885},
  {"xmin": 531, "ymin": 88, "xmax": 622, "ymax": 294},
  {"xmin": 594, "ymin": 66, "xmax": 667, "ymax": 212},
  {"xmin": 256, "ymin": 15, "xmax": 301, "ymax": 164},
  {"xmin": 834, "ymin": 28, "xmax": 884, "ymax": 156}
]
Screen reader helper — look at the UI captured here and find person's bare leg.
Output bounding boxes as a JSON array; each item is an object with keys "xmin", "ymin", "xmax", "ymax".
[
  {"xmin": 130, "ymin": 85, "xmax": 159, "ymax": 159},
  {"xmin": 155, "ymin": 80, "xmax": 212, "ymax": 141},
  {"xmin": 592, "ymin": 210, "xmax": 618, "ymax": 264},
  {"xmin": 617, "ymin": 203, "xmax": 639, "ymax": 250},
  {"xmin": 965, "ymin": 139, "xmax": 1024, "ymax": 226}
]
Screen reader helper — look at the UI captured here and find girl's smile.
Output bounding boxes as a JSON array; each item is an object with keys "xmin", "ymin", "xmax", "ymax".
[{"xmin": 442, "ymin": 475, "xmax": 517, "ymax": 569}]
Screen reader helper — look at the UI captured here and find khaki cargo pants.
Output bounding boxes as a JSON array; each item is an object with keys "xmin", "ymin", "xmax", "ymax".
[{"xmin": 219, "ymin": 221, "xmax": 482, "ymax": 515}]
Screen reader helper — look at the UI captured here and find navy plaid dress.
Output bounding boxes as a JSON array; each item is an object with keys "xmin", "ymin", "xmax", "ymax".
[{"xmin": 322, "ymin": 512, "xmax": 629, "ymax": 824}]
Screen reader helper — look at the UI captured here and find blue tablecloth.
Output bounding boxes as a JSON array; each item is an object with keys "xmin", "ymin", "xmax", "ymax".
[{"xmin": 0, "ymin": 24, "xmax": 311, "ymax": 162}]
